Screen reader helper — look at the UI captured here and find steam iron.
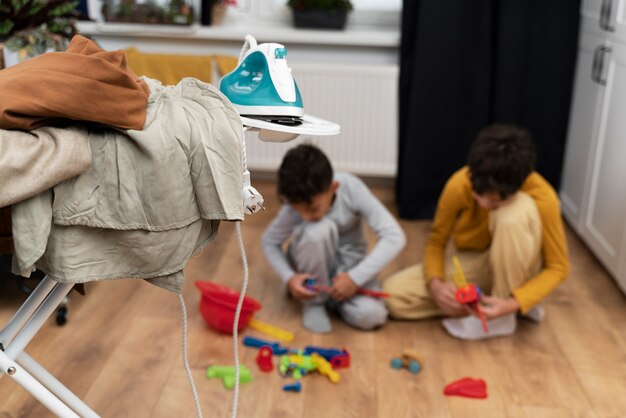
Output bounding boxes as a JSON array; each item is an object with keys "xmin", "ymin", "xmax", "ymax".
[
  {"xmin": 220, "ymin": 35, "xmax": 304, "ymax": 121},
  {"xmin": 221, "ymin": 35, "xmax": 340, "ymax": 142}
]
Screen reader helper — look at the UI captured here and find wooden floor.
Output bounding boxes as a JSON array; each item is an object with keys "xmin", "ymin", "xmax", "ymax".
[{"xmin": 1, "ymin": 180, "xmax": 626, "ymax": 418}]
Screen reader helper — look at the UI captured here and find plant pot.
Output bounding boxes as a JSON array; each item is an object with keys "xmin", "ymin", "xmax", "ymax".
[
  {"xmin": 2, "ymin": 47, "xmax": 21, "ymax": 69},
  {"xmin": 292, "ymin": 9, "xmax": 348, "ymax": 30},
  {"xmin": 201, "ymin": 0, "xmax": 227, "ymax": 25},
  {"xmin": 211, "ymin": 2, "xmax": 227, "ymax": 25}
]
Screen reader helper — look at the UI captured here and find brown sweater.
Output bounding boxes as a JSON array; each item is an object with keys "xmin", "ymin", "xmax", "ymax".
[
  {"xmin": 0, "ymin": 35, "xmax": 149, "ymax": 130},
  {"xmin": 424, "ymin": 167, "xmax": 570, "ymax": 313}
]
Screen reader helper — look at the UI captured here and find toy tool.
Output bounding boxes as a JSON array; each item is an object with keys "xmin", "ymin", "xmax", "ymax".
[
  {"xmin": 443, "ymin": 377, "xmax": 488, "ymax": 399},
  {"xmin": 248, "ymin": 318, "xmax": 294, "ymax": 342},
  {"xmin": 304, "ymin": 277, "xmax": 390, "ymax": 298},
  {"xmin": 206, "ymin": 365, "xmax": 253, "ymax": 389},
  {"xmin": 451, "ymin": 257, "xmax": 489, "ymax": 333},
  {"xmin": 243, "ymin": 336, "xmax": 290, "ymax": 355}
]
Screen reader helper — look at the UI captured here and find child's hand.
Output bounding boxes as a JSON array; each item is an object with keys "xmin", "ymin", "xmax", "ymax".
[
  {"xmin": 428, "ymin": 278, "xmax": 467, "ymax": 316},
  {"xmin": 287, "ymin": 273, "xmax": 317, "ymax": 300},
  {"xmin": 480, "ymin": 295, "xmax": 519, "ymax": 319},
  {"xmin": 329, "ymin": 273, "xmax": 358, "ymax": 301}
]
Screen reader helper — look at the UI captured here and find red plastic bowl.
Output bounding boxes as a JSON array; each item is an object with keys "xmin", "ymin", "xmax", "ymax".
[{"xmin": 195, "ymin": 281, "xmax": 261, "ymax": 334}]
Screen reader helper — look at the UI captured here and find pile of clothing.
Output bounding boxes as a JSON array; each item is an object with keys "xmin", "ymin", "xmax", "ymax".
[{"xmin": 0, "ymin": 35, "xmax": 244, "ymax": 293}]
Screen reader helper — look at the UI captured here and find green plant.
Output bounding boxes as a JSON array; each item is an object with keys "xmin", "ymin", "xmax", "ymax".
[
  {"xmin": 286, "ymin": 0, "xmax": 353, "ymax": 12},
  {"xmin": 0, "ymin": 0, "xmax": 78, "ymax": 43}
]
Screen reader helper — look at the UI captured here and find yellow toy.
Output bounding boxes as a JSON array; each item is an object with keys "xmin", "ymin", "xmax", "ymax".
[
  {"xmin": 248, "ymin": 318, "xmax": 295, "ymax": 342},
  {"xmin": 311, "ymin": 353, "xmax": 340, "ymax": 383}
]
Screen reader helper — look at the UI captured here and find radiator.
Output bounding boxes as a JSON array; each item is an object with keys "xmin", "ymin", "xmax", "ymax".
[{"xmin": 245, "ymin": 62, "xmax": 399, "ymax": 177}]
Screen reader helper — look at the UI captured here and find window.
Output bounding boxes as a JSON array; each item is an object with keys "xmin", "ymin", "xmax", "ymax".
[{"xmin": 228, "ymin": 0, "xmax": 401, "ymax": 28}]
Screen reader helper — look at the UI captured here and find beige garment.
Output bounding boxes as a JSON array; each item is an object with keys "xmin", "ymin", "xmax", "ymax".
[
  {"xmin": 11, "ymin": 77, "xmax": 243, "ymax": 293},
  {"xmin": 384, "ymin": 192, "xmax": 542, "ymax": 319},
  {"xmin": 0, "ymin": 126, "xmax": 91, "ymax": 208}
]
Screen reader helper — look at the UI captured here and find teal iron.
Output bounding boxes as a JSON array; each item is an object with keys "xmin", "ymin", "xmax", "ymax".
[{"xmin": 220, "ymin": 35, "xmax": 304, "ymax": 124}]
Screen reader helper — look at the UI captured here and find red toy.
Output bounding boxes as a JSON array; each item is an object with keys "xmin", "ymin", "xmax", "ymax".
[
  {"xmin": 256, "ymin": 346, "xmax": 273, "ymax": 372},
  {"xmin": 304, "ymin": 277, "xmax": 390, "ymax": 298},
  {"xmin": 329, "ymin": 353, "xmax": 350, "ymax": 368},
  {"xmin": 443, "ymin": 377, "xmax": 487, "ymax": 399},
  {"xmin": 195, "ymin": 281, "xmax": 261, "ymax": 334},
  {"xmin": 451, "ymin": 257, "xmax": 489, "ymax": 333}
]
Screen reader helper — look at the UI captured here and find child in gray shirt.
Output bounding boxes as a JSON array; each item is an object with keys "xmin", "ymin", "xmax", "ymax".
[{"xmin": 261, "ymin": 144, "xmax": 406, "ymax": 333}]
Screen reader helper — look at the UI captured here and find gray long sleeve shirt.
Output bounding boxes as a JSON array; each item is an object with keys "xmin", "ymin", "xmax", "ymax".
[{"xmin": 261, "ymin": 172, "xmax": 406, "ymax": 287}]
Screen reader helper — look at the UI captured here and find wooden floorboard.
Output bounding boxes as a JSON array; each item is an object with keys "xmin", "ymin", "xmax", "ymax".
[{"xmin": 1, "ymin": 180, "xmax": 626, "ymax": 417}]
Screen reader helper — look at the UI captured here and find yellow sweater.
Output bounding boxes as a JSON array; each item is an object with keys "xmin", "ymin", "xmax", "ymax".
[{"xmin": 424, "ymin": 166, "xmax": 569, "ymax": 313}]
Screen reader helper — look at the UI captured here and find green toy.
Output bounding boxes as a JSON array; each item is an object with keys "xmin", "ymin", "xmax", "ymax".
[{"xmin": 206, "ymin": 365, "xmax": 253, "ymax": 389}]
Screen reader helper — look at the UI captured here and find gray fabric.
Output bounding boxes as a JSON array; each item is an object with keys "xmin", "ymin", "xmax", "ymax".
[
  {"xmin": 261, "ymin": 172, "xmax": 406, "ymax": 287},
  {"xmin": 286, "ymin": 215, "xmax": 388, "ymax": 330},
  {"xmin": 11, "ymin": 77, "xmax": 244, "ymax": 293},
  {"xmin": 0, "ymin": 126, "xmax": 91, "ymax": 208}
]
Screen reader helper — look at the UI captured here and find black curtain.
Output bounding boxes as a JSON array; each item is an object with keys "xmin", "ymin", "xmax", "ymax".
[{"xmin": 397, "ymin": 0, "xmax": 581, "ymax": 219}]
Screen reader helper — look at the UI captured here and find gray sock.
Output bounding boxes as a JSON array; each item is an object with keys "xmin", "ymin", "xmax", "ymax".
[{"xmin": 302, "ymin": 304, "xmax": 332, "ymax": 334}]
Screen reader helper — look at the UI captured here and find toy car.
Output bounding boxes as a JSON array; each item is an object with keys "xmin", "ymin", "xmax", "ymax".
[{"xmin": 390, "ymin": 349, "xmax": 423, "ymax": 374}]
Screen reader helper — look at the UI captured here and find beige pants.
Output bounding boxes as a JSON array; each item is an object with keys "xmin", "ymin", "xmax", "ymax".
[{"xmin": 383, "ymin": 192, "xmax": 542, "ymax": 319}]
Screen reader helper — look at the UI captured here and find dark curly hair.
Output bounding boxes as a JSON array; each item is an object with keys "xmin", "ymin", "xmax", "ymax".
[
  {"xmin": 468, "ymin": 124, "xmax": 536, "ymax": 199},
  {"xmin": 278, "ymin": 144, "xmax": 333, "ymax": 205}
]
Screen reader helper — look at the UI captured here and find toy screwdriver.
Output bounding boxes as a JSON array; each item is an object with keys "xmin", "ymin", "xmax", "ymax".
[
  {"xmin": 451, "ymin": 256, "xmax": 489, "ymax": 333},
  {"xmin": 304, "ymin": 277, "xmax": 390, "ymax": 298}
]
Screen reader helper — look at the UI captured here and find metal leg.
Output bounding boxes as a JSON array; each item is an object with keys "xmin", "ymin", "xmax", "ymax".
[
  {"xmin": 5, "ymin": 281, "xmax": 73, "ymax": 359},
  {"xmin": 0, "ymin": 276, "xmax": 57, "ymax": 347},
  {"xmin": 0, "ymin": 276, "xmax": 101, "ymax": 417},
  {"xmin": 18, "ymin": 352, "xmax": 100, "ymax": 418},
  {"xmin": 0, "ymin": 350, "xmax": 79, "ymax": 418}
]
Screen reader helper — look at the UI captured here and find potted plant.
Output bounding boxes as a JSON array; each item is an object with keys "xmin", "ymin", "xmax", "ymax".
[
  {"xmin": 287, "ymin": 0, "xmax": 353, "ymax": 30},
  {"xmin": 200, "ymin": 0, "xmax": 236, "ymax": 26},
  {"xmin": 0, "ymin": 0, "xmax": 78, "ymax": 68}
]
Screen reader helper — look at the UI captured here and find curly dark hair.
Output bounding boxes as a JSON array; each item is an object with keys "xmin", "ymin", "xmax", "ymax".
[
  {"xmin": 278, "ymin": 144, "xmax": 333, "ymax": 204},
  {"xmin": 468, "ymin": 124, "xmax": 537, "ymax": 199}
]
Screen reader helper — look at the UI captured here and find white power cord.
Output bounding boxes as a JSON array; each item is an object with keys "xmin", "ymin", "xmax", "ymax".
[
  {"xmin": 179, "ymin": 128, "xmax": 258, "ymax": 418},
  {"xmin": 179, "ymin": 221, "xmax": 250, "ymax": 418},
  {"xmin": 230, "ymin": 222, "xmax": 250, "ymax": 418},
  {"xmin": 179, "ymin": 294, "xmax": 203, "ymax": 418}
]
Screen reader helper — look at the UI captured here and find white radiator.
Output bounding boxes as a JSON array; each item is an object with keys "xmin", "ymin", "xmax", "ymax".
[{"xmin": 245, "ymin": 62, "xmax": 399, "ymax": 177}]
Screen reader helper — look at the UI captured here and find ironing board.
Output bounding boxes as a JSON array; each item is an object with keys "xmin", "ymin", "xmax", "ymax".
[
  {"xmin": 0, "ymin": 32, "xmax": 340, "ymax": 415},
  {"xmin": 0, "ymin": 119, "xmax": 339, "ymax": 418}
]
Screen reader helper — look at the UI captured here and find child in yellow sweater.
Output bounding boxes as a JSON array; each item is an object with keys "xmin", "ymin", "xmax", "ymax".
[{"xmin": 384, "ymin": 124, "xmax": 569, "ymax": 340}]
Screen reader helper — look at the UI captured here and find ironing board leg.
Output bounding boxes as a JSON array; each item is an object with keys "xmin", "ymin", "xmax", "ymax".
[
  {"xmin": 5, "ymin": 281, "xmax": 74, "ymax": 358},
  {"xmin": 0, "ymin": 276, "xmax": 57, "ymax": 347},
  {"xmin": 18, "ymin": 352, "xmax": 100, "ymax": 418},
  {"xmin": 0, "ymin": 349, "xmax": 80, "ymax": 418},
  {"xmin": 0, "ymin": 276, "xmax": 100, "ymax": 417}
]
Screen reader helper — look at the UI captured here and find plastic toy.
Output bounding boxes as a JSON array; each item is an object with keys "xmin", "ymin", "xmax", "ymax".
[
  {"xmin": 304, "ymin": 277, "xmax": 390, "ymax": 298},
  {"xmin": 256, "ymin": 346, "xmax": 273, "ymax": 372},
  {"xmin": 195, "ymin": 281, "xmax": 261, "ymax": 334},
  {"xmin": 451, "ymin": 257, "xmax": 489, "ymax": 333},
  {"xmin": 303, "ymin": 346, "xmax": 351, "ymax": 369},
  {"xmin": 243, "ymin": 336, "xmax": 290, "ymax": 355},
  {"xmin": 311, "ymin": 353, "xmax": 340, "ymax": 383},
  {"xmin": 390, "ymin": 349, "xmax": 423, "ymax": 374},
  {"xmin": 248, "ymin": 318, "xmax": 295, "ymax": 342},
  {"xmin": 443, "ymin": 377, "xmax": 488, "ymax": 399},
  {"xmin": 282, "ymin": 382, "xmax": 302, "ymax": 393},
  {"xmin": 279, "ymin": 352, "xmax": 317, "ymax": 380},
  {"xmin": 206, "ymin": 365, "xmax": 253, "ymax": 389}
]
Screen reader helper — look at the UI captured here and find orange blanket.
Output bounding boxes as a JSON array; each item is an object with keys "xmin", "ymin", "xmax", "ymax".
[{"xmin": 0, "ymin": 35, "xmax": 149, "ymax": 131}]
